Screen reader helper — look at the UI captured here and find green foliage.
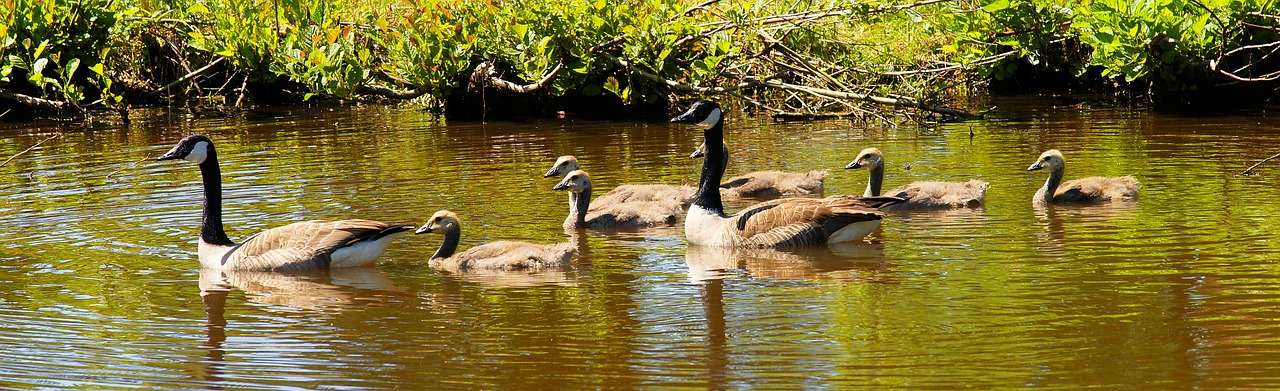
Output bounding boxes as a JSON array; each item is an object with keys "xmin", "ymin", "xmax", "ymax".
[
  {"xmin": 1, "ymin": 0, "xmax": 120, "ymax": 107},
  {"xmin": 936, "ymin": 0, "xmax": 1280, "ymax": 92}
]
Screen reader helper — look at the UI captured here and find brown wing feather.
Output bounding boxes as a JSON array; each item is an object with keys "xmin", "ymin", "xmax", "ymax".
[
  {"xmin": 227, "ymin": 219, "xmax": 413, "ymax": 270},
  {"xmin": 593, "ymin": 184, "xmax": 696, "ymax": 207},
  {"xmin": 886, "ymin": 180, "xmax": 989, "ymax": 209},
  {"xmin": 433, "ymin": 241, "xmax": 575, "ymax": 271},
  {"xmin": 728, "ymin": 196, "xmax": 887, "ymax": 247},
  {"xmin": 584, "ymin": 200, "xmax": 681, "ymax": 228},
  {"xmin": 1054, "ymin": 176, "xmax": 1140, "ymax": 203},
  {"xmin": 722, "ymin": 170, "xmax": 827, "ymax": 197}
]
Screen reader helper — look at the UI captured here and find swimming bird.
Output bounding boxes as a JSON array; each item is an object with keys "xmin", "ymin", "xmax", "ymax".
[
  {"xmin": 689, "ymin": 143, "xmax": 827, "ymax": 198},
  {"xmin": 1026, "ymin": 149, "xmax": 1140, "ymax": 205},
  {"xmin": 551, "ymin": 169, "xmax": 683, "ymax": 228},
  {"xmin": 845, "ymin": 147, "xmax": 989, "ymax": 209},
  {"xmin": 670, "ymin": 100, "xmax": 903, "ymax": 247},
  {"xmin": 415, "ymin": 210, "xmax": 575, "ymax": 271},
  {"xmin": 156, "ymin": 135, "xmax": 414, "ymax": 270},
  {"xmin": 543, "ymin": 155, "xmax": 696, "ymax": 205}
]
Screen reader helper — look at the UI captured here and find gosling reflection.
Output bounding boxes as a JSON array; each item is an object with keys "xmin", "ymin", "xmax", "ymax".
[
  {"xmin": 1034, "ymin": 202, "xmax": 1139, "ymax": 255},
  {"xmin": 684, "ymin": 243, "xmax": 888, "ymax": 282}
]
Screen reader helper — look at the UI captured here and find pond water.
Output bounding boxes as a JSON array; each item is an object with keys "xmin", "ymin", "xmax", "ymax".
[{"xmin": 3, "ymin": 97, "xmax": 1280, "ymax": 389}]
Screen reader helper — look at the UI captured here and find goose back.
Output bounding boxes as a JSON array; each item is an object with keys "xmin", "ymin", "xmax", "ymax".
[
  {"xmin": 553, "ymin": 169, "xmax": 682, "ymax": 228},
  {"xmin": 885, "ymin": 180, "xmax": 990, "ymax": 209},
  {"xmin": 417, "ymin": 210, "xmax": 575, "ymax": 272},
  {"xmin": 203, "ymin": 219, "xmax": 415, "ymax": 270},
  {"xmin": 1027, "ymin": 149, "xmax": 1140, "ymax": 205},
  {"xmin": 846, "ymin": 147, "xmax": 988, "ymax": 209},
  {"xmin": 721, "ymin": 170, "xmax": 827, "ymax": 198},
  {"xmin": 544, "ymin": 155, "xmax": 696, "ymax": 206}
]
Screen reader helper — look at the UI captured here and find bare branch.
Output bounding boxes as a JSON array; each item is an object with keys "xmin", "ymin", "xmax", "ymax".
[
  {"xmin": 1240, "ymin": 151, "xmax": 1280, "ymax": 176},
  {"xmin": 481, "ymin": 61, "xmax": 566, "ymax": 94},
  {"xmin": 153, "ymin": 57, "xmax": 225, "ymax": 95},
  {"xmin": 355, "ymin": 83, "xmax": 429, "ymax": 99},
  {"xmin": 0, "ymin": 89, "xmax": 69, "ymax": 111},
  {"xmin": 1, "ymin": 133, "xmax": 63, "ymax": 168}
]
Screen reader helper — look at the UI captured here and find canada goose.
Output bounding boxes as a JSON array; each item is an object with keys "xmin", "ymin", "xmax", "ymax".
[
  {"xmin": 551, "ymin": 169, "xmax": 683, "ymax": 228},
  {"xmin": 543, "ymin": 155, "xmax": 696, "ymax": 205},
  {"xmin": 156, "ymin": 135, "xmax": 414, "ymax": 271},
  {"xmin": 415, "ymin": 210, "xmax": 575, "ymax": 271},
  {"xmin": 1026, "ymin": 149, "xmax": 1140, "ymax": 205},
  {"xmin": 845, "ymin": 147, "xmax": 989, "ymax": 209},
  {"xmin": 690, "ymin": 143, "xmax": 827, "ymax": 198},
  {"xmin": 670, "ymin": 100, "xmax": 904, "ymax": 247}
]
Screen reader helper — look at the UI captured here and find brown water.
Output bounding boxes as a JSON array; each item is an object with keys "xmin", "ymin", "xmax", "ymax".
[{"xmin": 3, "ymin": 97, "xmax": 1280, "ymax": 389}]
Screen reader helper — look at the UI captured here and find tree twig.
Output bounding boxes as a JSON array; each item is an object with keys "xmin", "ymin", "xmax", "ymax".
[
  {"xmin": 1, "ymin": 133, "xmax": 63, "ymax": 168},
  {"xmin": 153, "ymin": 57, "xmax": 225, "ymax": 94},
  {"xmin": 482, "ymin": 61, "xmax": 565, "ymax": 93},
  {"xmin": 0, "ymin": 89, "xmax": 69, "ymax": 111},
  {"xmin": 106, "ymin": 157, "xmax": 150, "ymax": 180},
  {"xmin": 1240, "ymin": 151, "xmax": 1280, "ymax": 176}
]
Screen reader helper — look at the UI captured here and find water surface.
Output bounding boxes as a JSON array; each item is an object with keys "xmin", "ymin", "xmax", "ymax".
[{"xmin": 3, "ymin": 98, "xmax": 1280, "ymax": 389}]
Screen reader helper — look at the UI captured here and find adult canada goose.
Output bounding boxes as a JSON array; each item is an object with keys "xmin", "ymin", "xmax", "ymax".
[
  {"xmin": 690, "ymin": 143, "xmax": 827, "ymax": 198},
  {"xmin": 156, "ymin": 135, "xmax": 414, "ymax": 270},
  {"xmin": 551, "ymin": 169, "xmax": 683, "ymax": 228},
  {"xmin": 845, "ymin": 147, "xmax": 989, "ymax": 209},
  {"xmin": 415, "ymin": 210, "xmax": 575, "ymax": 271},
  {"xmin": 1027, "ymin": 149, "xmax": 1141, "ymax": 205},
  {"xmin": 543, "ymin": 155, "xmax": 696, "ymax": 205},
  {"xmin": 670, "ymin": 100, "xmax": 904, "ymax": 247}
]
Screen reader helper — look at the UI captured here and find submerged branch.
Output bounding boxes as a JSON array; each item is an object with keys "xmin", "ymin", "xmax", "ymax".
[
  {"xmin": 1239, "ymin": 151, "xmax": 1280, "ymax": 176},
  {"xmin": 1, "ymin": 133, "xmax": 63, "ymax": 168}
]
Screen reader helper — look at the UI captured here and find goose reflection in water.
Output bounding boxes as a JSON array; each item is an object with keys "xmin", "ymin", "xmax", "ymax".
[
  {"xmin": 196, "ymin": 267, "xmax": 403, "ymax": 384},
  {"xmin": 683, "ymin": 243, "xmax": 889, "ymax": 283},
  {"xmin": 1033, "ymin": 201, "xmax": 1140, "ymax": 256}
]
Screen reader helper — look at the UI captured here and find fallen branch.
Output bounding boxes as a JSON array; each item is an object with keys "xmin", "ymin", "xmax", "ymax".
[
  {"xmin": 761, "ymin": 80, "xmax": 982, "ymax": 120},
  {"xmin": 1, "ymin": 133, "xmax": 63, "ymax": 168},
  {"xmin": 153, "ymin": 57, "xmax": 225, "ymax": 94},
  {"xmin": 355, "ymin": 83, "xmax": 429, "ymax": 99},
  {"xmin": 479, "ymin": 61, "xmax": 565, "ymax": 93},
  {"xmin": 0, "ymin": 89, "xmax": 69, "ymax": 111},
  {"xmin": 1239, "ymin": 151, "xmax": 1280, "ymax": 176}
]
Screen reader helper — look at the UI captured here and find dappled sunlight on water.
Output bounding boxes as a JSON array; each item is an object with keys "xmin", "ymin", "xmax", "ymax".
[{"xmin": 4, "ymin": 99, "xmax": 1280, "ymax": 389}]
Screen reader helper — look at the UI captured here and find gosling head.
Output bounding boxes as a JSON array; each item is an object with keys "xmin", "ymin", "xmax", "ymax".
[
  {"xmin": 1027, "ymin": 150, "xmax": 1066, "ymax": 172},
  {"xmin": 543, "ymin": 155, "xmax": 581, "ymax": 178},
  {"xmin": 416, "ymin": 210, "xmax": 460, "ymax": 235},
  {"xmin": 156, "ymin": 134, "xmax": 214, "ymax": 164},
  {"xmin": 669, "ymin": 100, "xmax": 722, "ymax": 129},
  {"xmin": 551, "ymin": 170, "xmax": 592, "ymax": 194},
  {"xmin": 845, "ymin": 147, "xmax": 885, "ymax": 170}
]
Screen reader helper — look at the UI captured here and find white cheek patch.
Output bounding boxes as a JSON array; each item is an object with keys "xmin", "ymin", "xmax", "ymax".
[
  {"xmin": 184, "ymin": 141, "xmax": 210, "ymax": 164},
  {"xmin": 698, "ymin": 108, "xmax": 721, "ymax": 128}
]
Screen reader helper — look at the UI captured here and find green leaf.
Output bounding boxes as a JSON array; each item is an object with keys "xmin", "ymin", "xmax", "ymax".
[
  {"xmin": 64, "ymin": 58, "xmax": 80, "ymax": 79},
  {"xmin": 982, "ymin": 0, "xmax": 1011, "ymax": 13}
]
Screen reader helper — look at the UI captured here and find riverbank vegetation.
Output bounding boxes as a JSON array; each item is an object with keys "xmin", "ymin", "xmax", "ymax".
[{"xmin": 2, "ymin": 0, "xmax": 1278, "ymax": 122}]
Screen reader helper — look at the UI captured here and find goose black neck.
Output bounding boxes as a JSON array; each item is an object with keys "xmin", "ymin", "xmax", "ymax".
[
  {"xmin": 432, "ymin": 227, "xmax": 461, "ymax": 259},
  {"xmin": 198, "ymin": 151, "xmax": 233, "ymax": 246},
  {"xmin": 1043, "ymin": 167, "xmax": 1064, "ymax": 203},
  {"xmin": 866, "ymin": 164, "xmax": 885, "ymax": 197},
  {"xmin": 693, "ymin": 120, "xmax": 727, "ymax": 215},
  {"xmin": 567, "ymin": 185, "xmax": 592, "ymax": 227}
]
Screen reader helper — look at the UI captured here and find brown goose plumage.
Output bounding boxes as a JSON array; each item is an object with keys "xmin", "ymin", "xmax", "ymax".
[
  {"xmin": 416, "ymin": 210, "xmax": 575, "ymax": 272},
  {"xmin": 672, "ymin": 100, "xmax": 903, "ymax": 247},
  {"xmin": 552, "ymin": 170, "xmax": 683, "ymax": 228},
  {"xmin": 1027, "ymin": 149, "xmax": 1140, "ymax": 205},
  {"xmin": 691, "ymin": 143, "xmax": 826, "ymax": 198},
  {"xmin": 543, "ymin": 155, "xmax": 696, "ymax": 206},
  {"xmin": 157, "ymin": 135, "xmax": 413, "ymax": 271},
  {"xmin": 845, "ymin": 147, "xmax": 988, "ymax": 209}
]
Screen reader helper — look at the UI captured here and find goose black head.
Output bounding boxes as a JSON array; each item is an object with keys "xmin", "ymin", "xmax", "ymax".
[
  {"xmin": 1027, "ymin": 149, "xmax": 1065, "ymax": 172},
  {"xmin": 544, "ymin": 155, "xmax": 581, "ymax": 178},
  {"xmin": 551, "ymin": 170, "xmax": 592, "ymax": 193},
  {"xmin": 669, "ymin": 100, "xmax": 722, "ymax": 129},
  {"xmin": 845, "ymin": 147, "xmax": 884, "ymax": 170},
  {"xmin": 157, "ymin": 134, "xmax": 215, "ymax": 164},
  {"xmin": 416, "ymin": 210, "xmax": 460, "ymax": 235}
]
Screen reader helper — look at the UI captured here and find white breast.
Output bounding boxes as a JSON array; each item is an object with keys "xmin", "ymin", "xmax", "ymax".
[
  {"xmin": 684, "ymin": 205, "xmax": 732, "ymax": 246},
  {"xmin": 330, "ymin": 232, "xmax": 408, "ymax": 268}
]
